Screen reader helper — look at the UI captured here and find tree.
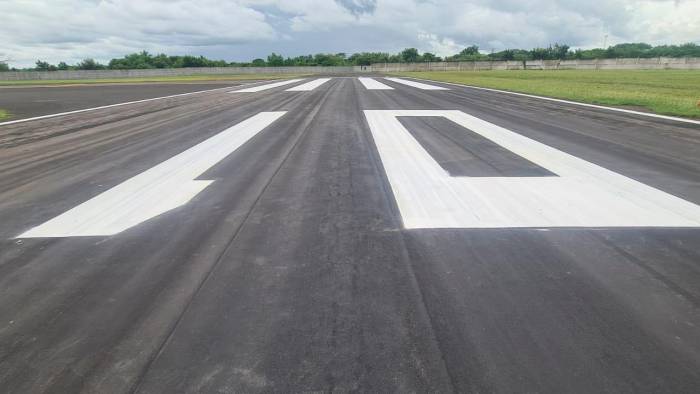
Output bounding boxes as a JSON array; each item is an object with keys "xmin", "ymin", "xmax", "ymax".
[
  {"xmin": 553, "ymin": 43, "xmax": 570, "ymax": 59},
  {"xmin": 449, "ymin": 46, "xmax": 487, "ymax": 61},
  {"xmin": 151, "ymin": 54, "xmax": 171, "ymax": 68},
  {"xmin": 0, "ymin": 62, "xmax": 8, "ymax": 72},
  {"xmin": 18, "ymin": 41, "xmax": 699, "ymax": 72},
  {"xmin": 489, "ymin": 49, "xmax": 516, "ymax": 60},
  {"xmin": 179, "ymin": 55, "xmax": 208, "ymax": 67},
  {"xmin": 605, "ymin": 43, "xmax": 652, "ymax": 58},
  {"xmin": 400, "ymin": 48, "xmax": 420, "ymax": 62},
  {"xmin": 422, "ymin": 52, "xmax": 441, "ymax": 62},
  {"xmin": 529, "ymin": 44, "xmax": 570, "ymax": 60},
  {"xmin": 313, "ymin": 53, "xmax": 347, "ymax": 66},
  {"xmin": 460, "ymin": 46, "xmax": 480, "ymax": 56},
  {"xmin": 35, "ymin": 60, "xmax": 54, "ymax": 71},
  {"xmin": 266, "ymin": 53, "xmax": 284, "ymax": 66},
  {"xmin": 108, "ymin": 50, "xmax": 156, "ymax": 69},
  {"xmin": 347, "ymin": 52, "xmax": 391, "ymax": 66},
  {"xmin": 77, "ymin": 58, "xmax": 105, "ymax": 70}
]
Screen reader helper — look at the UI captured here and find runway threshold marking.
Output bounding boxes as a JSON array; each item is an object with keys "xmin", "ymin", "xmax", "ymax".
[
  {"xmin": 285, "ymin": 78, "xmax": 332, "ymax": 91},
  {"xmin": 230, "ymin": 79, "xmax": 305, "ymax": 93},
  {"xmin": 358, "ymin": 77, "xmax": 394, "ymax": 90},
  {"xmin": 17, "ymin": 112, "xmax": 286, "ymax": 238},
  {"xmin": 383, "ymin": 77, "xmax": 449, "ymax": 90},
  {"xmin": 364, "ymin": 109, "xmax": 700, "ymax": 229}
]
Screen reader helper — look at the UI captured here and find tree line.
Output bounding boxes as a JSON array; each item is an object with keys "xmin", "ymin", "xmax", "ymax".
[{"xmin": 2, "ymin": 42, "xmax": 700, "ymax": 71}]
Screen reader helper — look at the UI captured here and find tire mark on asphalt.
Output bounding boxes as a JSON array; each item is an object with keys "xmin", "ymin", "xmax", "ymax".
[
  {"xmin": 355, "ymin": 81, "xmax": 458, "ymax": 392},
  {"xmin": 127, "ymin": 84, "xmax": 336, "ymax": 394}
]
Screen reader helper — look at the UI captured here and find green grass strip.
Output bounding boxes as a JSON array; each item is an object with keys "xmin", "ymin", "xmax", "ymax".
[{"xmin": 390, "ymin": 70, "xmax": 700, "ymax": 118}]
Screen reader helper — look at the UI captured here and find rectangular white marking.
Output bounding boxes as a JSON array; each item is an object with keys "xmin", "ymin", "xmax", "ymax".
[
  {"xmin": 285, "ymin": 78, "xmax": 331, "ymax": 91},
  {"xmin": 18, "ymin": 112, "xmax": 286, "ymax": 238},
  {"xmin": 231, "ymin": 79, "xmax": 305, "ymax": 93},
  {"xmin": 358, "ymin": 77, "xmax": 394, "ymax": 90},
  {"xmin": 384, "ymin": 77, "xmax": 449, "ymax": 90},
  {"xmin": 364, "ymin": 110, "xmax": 700, "ymax": 228}
]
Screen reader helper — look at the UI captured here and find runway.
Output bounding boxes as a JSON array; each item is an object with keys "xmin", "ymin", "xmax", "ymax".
[
  {"xmin": 0, "ymin": 82, "xmax": 252, "ymax": 121},
  {"xmin": 1, "ymin": 76, "xmax": 700, "ymax": 393}
]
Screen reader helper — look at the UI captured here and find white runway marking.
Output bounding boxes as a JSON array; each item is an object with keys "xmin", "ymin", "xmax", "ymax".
[
  {"xmin": 358, "ymin": 77, "xmax": 394, "ymax": 90},
  {"xmin": 18, "ymin": 112, "xmax": 286, "ymax": 238},
  {"xmin": 231, "ymin": 79, "xmax": 305, "ymax": 93},
  {"xmin": 384, "ymin": 77, "xmax": 449, "ymax": 90},
  {"xmin": 285, "ymin": 78, "xmax": 331, "ymax": 91},
  {"xmin": 364, "ymin": 109, "xmax": 700, "ymax": 229}
]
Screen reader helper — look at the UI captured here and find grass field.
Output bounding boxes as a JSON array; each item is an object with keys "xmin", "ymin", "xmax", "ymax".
[
  {"xmin": 391, "ymin": 70, "xmax": 700, "ymax": 118},
  {"xmin": 0, "ymin": 74, "xmax": 308, "ymax": 87},
  {"xmin": 0, "ymin": 109, "xmax": 9, "ymax": 120}
]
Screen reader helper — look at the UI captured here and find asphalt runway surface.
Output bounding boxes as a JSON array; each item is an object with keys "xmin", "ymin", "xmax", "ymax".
[
  {"xmin": 1, "ymin": 76, "xmax": 700, "ymax": 393},
  {"xmin": 0, "ymin": 82, "xmax": 252, "ymax": 120}
]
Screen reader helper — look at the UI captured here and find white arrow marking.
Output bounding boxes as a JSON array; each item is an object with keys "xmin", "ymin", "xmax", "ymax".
[{"xmin": 18, "ymin": 111, "xmax": 287, "ymax": 238}]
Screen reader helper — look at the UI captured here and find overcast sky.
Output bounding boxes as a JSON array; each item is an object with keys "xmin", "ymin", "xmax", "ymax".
[{"xmin": 1, "ymin": 0, "xmax": 699, "ymax": 67}]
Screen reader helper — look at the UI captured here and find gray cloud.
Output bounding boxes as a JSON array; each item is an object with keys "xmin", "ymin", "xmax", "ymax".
[
  {"xmin": 1, "ymin": 0, "xmax": 698, "ymax": 67},
  {"xmin": 335, "ymin": 0, "xmax": 378, "ymax": 15}
]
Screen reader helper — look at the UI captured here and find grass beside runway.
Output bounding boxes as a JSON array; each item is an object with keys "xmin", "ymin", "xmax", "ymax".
[
  {"xmin": 0, "ymin": 109, "xmax": 9, "ymax": 120},
  {"xmin": 390, "ymin": 70, "xmax": 700, "ymax": 118},
  {"xmin": 0, "ymin": 74, "xmax": 310, "ymax": 87}
]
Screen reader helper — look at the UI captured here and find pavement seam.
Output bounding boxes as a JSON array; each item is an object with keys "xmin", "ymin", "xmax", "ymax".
[{"xmin": 127, "ymin": 83, "xmax": 335, "ymax": 394}]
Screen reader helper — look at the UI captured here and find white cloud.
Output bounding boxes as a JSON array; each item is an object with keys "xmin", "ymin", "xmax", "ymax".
[
  {"xmin": 0, "ymin": 0, "xmax": 277, "ymax": 66},
  {"xmin": 417, "ymin": 33, "xmax": 464, "ymax": 57},
  {"xmin": 1, "ymin": 0, "xmax": 698, "ymax": 67}
]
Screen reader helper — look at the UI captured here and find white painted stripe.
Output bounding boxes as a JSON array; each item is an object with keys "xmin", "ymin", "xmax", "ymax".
[
  {"xmin": 364, "ymin": 109, "xmax": 700, "ymax": 228},
  {"xmin": 404, "ymin": 76, "xmax": 700, "ymax": 125},
  {"xmin": 231, "ymin": 79, "xmax": 305, "ymax": 93},
  {"xmin": 0, "ymin": 85, "xmax": 246, "ymax": 127},
  {"xmin": 384, "ymin": 77, "xmax": 449, "ymax": 90},
  {"xmin": 285, "ymin": 78, "xmax": 331, "ymax": 91},
  {"xmin": 358, "ymin": 77, "xmax": 394, "ymax": 90},
  {"xmin": 17, "ymin": 111, "xmax": 286, "ymax": 238}
]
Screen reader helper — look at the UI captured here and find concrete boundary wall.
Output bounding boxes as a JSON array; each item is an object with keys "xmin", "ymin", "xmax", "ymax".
[
  {"xmin": 371, "ymin": 57, "xmax": 700, "ymax": 72},
  {"xmin": 1, "ymin": 58, "xmax": 698, "ymax": 80},
  {"xmin": 0, "ymin": 66, "xmax": 360, "ymax": 81}
]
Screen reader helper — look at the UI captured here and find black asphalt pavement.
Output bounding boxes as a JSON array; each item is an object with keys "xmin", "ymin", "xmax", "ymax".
[
  {"xmin": 1, "ymin": 76, "xmax": 700, "ymax": 393},
  {"xmin": 0, "ymin": 82, "xmax": 254, "ymax": 121}
]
